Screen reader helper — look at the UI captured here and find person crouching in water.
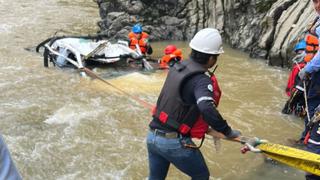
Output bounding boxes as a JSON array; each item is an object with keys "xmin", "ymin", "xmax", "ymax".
[
  {"xmin": 159, "ymin": 45, "xmax": 183, "ymax": 69},
  {"xmin": 128, "ymin": 24, "xmax": 153, "ymax": 55},
  {"xmin": 147, "ymin": 28, "xmax": 241, "ymax": 179}
]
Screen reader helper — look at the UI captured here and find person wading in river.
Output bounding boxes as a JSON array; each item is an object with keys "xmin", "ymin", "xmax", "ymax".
[
  {"xmin": 128, "ymin": 24, "xmax": 152, "ymax": 55},
  {"xmin": 159, "ymin": 45, "xmax": 183, "ymax": 69},
  {"xmin": 298, "ymin": 0, "xmax": 320, "ymax": 179},
  {"xmin": 146, "ymin": 28, "xmax": 241, "ymax": 179}
]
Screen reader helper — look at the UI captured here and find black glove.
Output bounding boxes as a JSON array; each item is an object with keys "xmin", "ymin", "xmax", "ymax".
[
  {"xmin": 225, "ymin": 129, "xmax": 241, "ymax": 139},
  {"xmin": 147, "ymin": 45, "xmax": 153, "ymax": 55}
]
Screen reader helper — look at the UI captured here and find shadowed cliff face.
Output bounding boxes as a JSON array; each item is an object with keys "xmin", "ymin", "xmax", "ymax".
[{"xmin": 96, "ymin": 0, "xmax": 317, "ymax": 67}]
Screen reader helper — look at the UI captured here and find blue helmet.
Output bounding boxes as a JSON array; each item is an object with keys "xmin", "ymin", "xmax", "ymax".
[
  {"xmin": 132, "ymin": 24, "xmax": 142, "ymax": 33},
  {"xmin": 294, "ymin": 39, "xmax": 307, "ymax": 52}
]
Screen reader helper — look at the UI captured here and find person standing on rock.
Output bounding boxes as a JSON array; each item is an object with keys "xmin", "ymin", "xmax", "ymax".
[
  {"xmin": 298, "ymin": 0, "xmax": 320, "ymax": 179},
  {"xmin": 146, "ymin": 28, "xmax": 241, "ymax": 179},
  {"xmin": 128, "ymin": 24, "xmax": 153, "ymax": 55}
]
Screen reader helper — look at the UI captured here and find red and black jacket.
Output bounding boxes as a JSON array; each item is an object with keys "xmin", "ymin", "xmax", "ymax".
[{"xmin": 150, "ymin": 59, "xmax": 231, "ymax": 136}]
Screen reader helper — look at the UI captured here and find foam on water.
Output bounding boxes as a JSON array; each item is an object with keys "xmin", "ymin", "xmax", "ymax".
[
  {"xmin": 44, "ymin": 101, "xmax": 104, "ymax": 126},
  {"xmin": 0, "ymin": 24, "xmax": 12, "ymax": 33}
]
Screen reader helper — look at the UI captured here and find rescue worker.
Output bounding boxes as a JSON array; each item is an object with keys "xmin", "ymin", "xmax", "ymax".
[
  {"xmin": 282, "ymin": 15, "xmax": 320, "ymax": 117},
  {"xmin": 298, "ymin": 0, "xmax": 320, "ymax": 179},
  {"xmin": 147, "ymin": 28, "xmax": 241, "ymax": 179},
  {"xmin": 285, "ymin": 39, "xmax": 307, "ymax": 97},
  {"xmin": 159, "ymin": 45, "xmax": 183, "ymax": 69},
  {"xmin": 282, "ymin": 40, "xmax": 307, "ymax": 117},
  {"xmin": 128, "ymin": 24, "xmax": 152, "ymax": 55},
  {"xmin": 286, "ymin": 21, "xmax": 319, "ymax": 98}
]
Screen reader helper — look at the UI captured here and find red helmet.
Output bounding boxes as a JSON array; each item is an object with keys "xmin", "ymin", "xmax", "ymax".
[{"xmin": 164, "ymin": 45, "xmax": 177, "ymax": 55}]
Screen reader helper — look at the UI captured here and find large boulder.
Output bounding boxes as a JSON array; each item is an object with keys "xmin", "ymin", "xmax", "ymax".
[{"xmin": 96, "ymin": 0, "xmax": 317, "ymax": 67}]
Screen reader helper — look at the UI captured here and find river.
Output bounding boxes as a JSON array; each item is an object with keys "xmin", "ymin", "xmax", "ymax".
[{"xmin": 0, "ymin": 0, "xmax": 305, "ymax": 179}]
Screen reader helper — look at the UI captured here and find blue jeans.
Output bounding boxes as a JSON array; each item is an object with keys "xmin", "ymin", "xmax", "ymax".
[{"xmin": 146, "ymin": 131, "xmax": 209, "ymax": 180}]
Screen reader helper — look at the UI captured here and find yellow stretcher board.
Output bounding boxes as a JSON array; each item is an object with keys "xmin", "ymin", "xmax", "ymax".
[{"xmin": 257, "ymin": 143, "xmax": 320, "ymax": 175}]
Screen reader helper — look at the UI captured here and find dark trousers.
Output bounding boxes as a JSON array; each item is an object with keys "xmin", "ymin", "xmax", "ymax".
[{"xmin": 304, "ymin": 97, "xmax": 320, "ymax": 179}]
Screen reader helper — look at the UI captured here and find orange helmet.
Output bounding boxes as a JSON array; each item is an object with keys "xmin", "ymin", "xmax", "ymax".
[{"xmin": 164, "ymin": 45, "xmax": 177, "ymax": 55}]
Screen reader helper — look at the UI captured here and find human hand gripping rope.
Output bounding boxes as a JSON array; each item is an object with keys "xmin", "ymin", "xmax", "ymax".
[
  {"xmin": 238, "ymin": 136, "xmax": 268, "ymax": 154},
  {"xmin": 206, "ymin": 128, "xmax": 267, "ymax": 153},
  {"xmin": 207, "ymin": 128, "xmax": 320, "ymax": 176}
]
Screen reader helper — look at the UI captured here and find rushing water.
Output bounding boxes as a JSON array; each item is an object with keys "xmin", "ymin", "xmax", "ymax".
[{"xmin": 0, "ymin": 0, "xmax": 306, "ymax": 179}]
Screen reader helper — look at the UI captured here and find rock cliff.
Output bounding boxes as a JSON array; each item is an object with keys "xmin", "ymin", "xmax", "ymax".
[{"xmin": 96, "ymin": 0, "xmax": 317, "ymax": 67}]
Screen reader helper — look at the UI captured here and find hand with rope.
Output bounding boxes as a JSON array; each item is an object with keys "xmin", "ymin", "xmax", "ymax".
[
  {"xmin": 239, "ymin": 137, "xmax": 268, "ymax": 154},
  {"xmin": 298, "ymin": 67, "xmax": 311, "ymax": 81},
  {"xmin": 206, "ymin": 129, "xmax": 267, "ymax": 153}
]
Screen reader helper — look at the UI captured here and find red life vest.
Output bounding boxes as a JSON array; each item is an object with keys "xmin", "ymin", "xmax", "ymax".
[
  {"xmin": 128, "ymin": 32, "xmax": 149, "ymax": 54},
  {"xmin": 190, "ymin": 75, "xmax": 222, "ymax": 139},
  {"xmin": 285, "ymin": 63, "xmax": 305, "ymax": 97}
]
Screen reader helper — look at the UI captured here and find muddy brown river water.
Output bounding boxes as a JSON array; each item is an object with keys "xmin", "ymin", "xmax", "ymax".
[{"xmin": 0, "ymin": 0, "xmax": 305, "ymax": 179}]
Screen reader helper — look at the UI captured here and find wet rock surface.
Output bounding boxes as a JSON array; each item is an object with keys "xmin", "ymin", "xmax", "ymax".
[{"xmin": 96, "ymin": 0, "xmax": 317, "ymax": 67}]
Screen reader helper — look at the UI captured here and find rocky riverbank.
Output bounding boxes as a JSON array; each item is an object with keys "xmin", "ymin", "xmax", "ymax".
[{"xmin": 96, "ymin": 0, "xmax": 317, "ymax": 67}]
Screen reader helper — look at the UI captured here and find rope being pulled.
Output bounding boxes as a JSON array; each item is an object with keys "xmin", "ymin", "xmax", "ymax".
[{"xmin": 81, "ymin": 67, "xmax": 153, "ymax": 109}]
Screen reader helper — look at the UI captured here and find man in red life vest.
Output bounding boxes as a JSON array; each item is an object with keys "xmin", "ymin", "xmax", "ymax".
[
  {"xmin": 285, "ymin": 40, "xmax": 307, "ymax": 97},
  {"xmin": 147, "ymin": 28, "xmax": 241, "ymax": 179},
  {"xmin": 159, "ymin": 45, "xmax": 183, "ymax": 69},
  {"xmin": 286, "ymin": 17, "xmax": 320, "ymax": 97},
  {"xmin": 282, "ymin": 40, "xmax": 307, "ymax": 116},
  {"xmin": 128, "ymin": 24, "xmax": 152, "ymax": 55}
]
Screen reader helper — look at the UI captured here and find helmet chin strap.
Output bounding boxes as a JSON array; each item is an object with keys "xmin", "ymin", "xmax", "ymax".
[{"xmin": 208, "ymin": 65, "xmax": 218, "ymax": 77}]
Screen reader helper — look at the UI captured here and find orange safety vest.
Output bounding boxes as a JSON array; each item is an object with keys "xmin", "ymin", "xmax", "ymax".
[
  {"xmin": 304, "ymin": 33, "xmax": 319, "ymax": 62},
  {"xmin": 128, "ymin": 32, "xmax": 149, "ymax": 54},
  {"xmin": 159, "ymin": 49, "xmax": 183, "ymax": 69}
]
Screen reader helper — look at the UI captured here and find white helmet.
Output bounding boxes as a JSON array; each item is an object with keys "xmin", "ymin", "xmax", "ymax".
[{"xmin": 189, "ymin": 28, "xmax": 224, "ymax": 55}]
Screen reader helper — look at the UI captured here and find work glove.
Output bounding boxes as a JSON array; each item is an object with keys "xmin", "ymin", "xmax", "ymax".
[
  {"xmin": 298, "ymin": 68, "xmax": 310, "ymax": 81},
  {"xmin": 225, "ymin": 129, "xmax": 241, "ymax": 139}
]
